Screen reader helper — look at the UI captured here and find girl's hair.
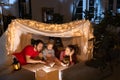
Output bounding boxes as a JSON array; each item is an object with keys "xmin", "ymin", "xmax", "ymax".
[
  {"xmin": 47, "ymin": 41, "xmax": 54, "ymax": 45},
  {"xmin": 67, "ymin": 44, "xmax": 79, "ymax": 64},
  {"xmin": 67, "ymin": 45, "xmax": 75, "ymax": 52},
  {"xmin": 31, "ymin": 39, "xmax": 44, "ymax": 46},
  {"xmin": 67, "ymin": 44, "xmax": 80, "ymax": 55}
]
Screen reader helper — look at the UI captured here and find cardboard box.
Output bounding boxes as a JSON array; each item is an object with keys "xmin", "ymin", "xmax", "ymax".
[
  {"xmin": 22, "ymin": 64, "xmax": 67, "ymax": 80},
  {"xmin": 36, "ymin": 69, "xmax": 59, "ymax": 80}
]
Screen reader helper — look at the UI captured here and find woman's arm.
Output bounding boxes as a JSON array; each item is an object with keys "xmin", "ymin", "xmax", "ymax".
[{"xmin": 26, "ymin": 55, "xmax": 46, "ymax": 64}]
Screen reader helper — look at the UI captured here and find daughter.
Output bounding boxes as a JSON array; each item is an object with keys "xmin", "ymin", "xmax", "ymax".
[
  {"xmin": 60, "ymin": 45, "xmax": 78, "ymax": 65},
  {"xmin": 42, "ymin": 42, "xmax": 62, "ymax": 66},
  {"xmin": 42, "ymin": 42, "xmax": 55, "ymax": 61}
]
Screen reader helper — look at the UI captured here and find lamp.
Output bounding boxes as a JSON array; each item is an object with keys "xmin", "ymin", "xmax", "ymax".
[{"xmin": 13, "ymin": 57, "xmax": 21, "ymax": 71}]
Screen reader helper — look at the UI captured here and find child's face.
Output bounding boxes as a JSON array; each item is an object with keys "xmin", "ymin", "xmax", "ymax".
[
  {"xmin": 65, "ymin": 47, "xmax": 71, "ymax": 55},
  {"xmin": 47, "ymin": 44, "xmax": 53, "ymax": 50}
]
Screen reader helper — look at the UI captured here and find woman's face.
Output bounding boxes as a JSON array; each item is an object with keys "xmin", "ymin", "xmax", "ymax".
[
  {"xmin": 35, "ymin": 43, "xmax": 43, "ymax": 52},
  {"xmin": 65, "ymin": 47, "xmax": 71, "ymax": 55}
]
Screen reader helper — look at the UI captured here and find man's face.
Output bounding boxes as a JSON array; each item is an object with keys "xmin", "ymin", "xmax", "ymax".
[{"xmin": 35, "ymin": 43, "xmax": 43, "ymax": 52}]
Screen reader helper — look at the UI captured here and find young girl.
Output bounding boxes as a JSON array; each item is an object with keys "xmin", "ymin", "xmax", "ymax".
[
  {"xmin": 42, "ymin": 42, "xmax": 55, "ymax": 61},
  {"xmin": 42, "ymin": 42, "xmax": 64, "ymax": 66},
  {"xmin": 60, "ymin": 45, "xmax": 78, "ymax": 65}
]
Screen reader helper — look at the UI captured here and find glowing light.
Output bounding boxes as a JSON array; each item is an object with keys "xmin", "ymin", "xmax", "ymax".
[
  {"xmin": 0, "ymin": 0, "xmax": 8, "ymax": 4},
  {"xmin": 0, "ymin": 7, "xmax": 2, "ymax": 13},
  {"xmin": 9, "ymin": 0, "xmax": 16, "ymax": 4},
  {"xmin": 117, "ymin": 8, "xmax": 120, "ymax": 13},
  {"xmin": 70, "ymin": 4, "xmax": 73, "ymax": 14},
  {"xmin": 3, "ymin": 6, "xmax": 11, "ymax": 10},
  {"xmin": 83, "ymin": 0, "xmax": 86, "ymax": 19}
]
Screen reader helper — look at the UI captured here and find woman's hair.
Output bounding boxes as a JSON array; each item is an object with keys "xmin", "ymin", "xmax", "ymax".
[{"xmin": 31, "ymin": 39, "xmax": 44, "ymax": 46}]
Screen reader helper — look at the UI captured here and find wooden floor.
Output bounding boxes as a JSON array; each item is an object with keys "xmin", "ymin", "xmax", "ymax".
[
  {"xmin": 103, "ymin": 64, "xmax": 120, "ymax": 80},
  {"xmin": 62, "ymin": 61, "xmax": 120, "ymax": 80}
]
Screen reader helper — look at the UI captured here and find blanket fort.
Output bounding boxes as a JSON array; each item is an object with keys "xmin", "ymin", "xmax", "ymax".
[{"xmin": 0, "ymin": 19, "xmax": 94, "ymax": 61}]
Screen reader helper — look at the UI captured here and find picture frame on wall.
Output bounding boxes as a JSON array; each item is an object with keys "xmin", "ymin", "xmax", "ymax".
[{"xmin": 42, "ymin": 7, "xmax": 54, "ymax": 23}]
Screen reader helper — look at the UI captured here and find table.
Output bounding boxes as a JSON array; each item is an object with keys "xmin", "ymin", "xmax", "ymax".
[{"xmin": 22, "ymin": 63, "xmax": 67, "ymax": 80}]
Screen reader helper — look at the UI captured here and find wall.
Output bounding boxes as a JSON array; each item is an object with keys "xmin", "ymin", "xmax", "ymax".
[
  {"xmin": 0, "ymin": 0, "xmax": 19, "ymax": 17},
  {"xmin": 0, "ymin": 33, "xmax": 8, "ymax": 65},
  {"xmin": 2, "ymin": 0, "xmax": 116, "ymax": 22},
  {"xmin": 31, "ymin": 0, "xmax": 74, "ymax": 22},
  {"xmin": 0, "ymin": 0, "xmax": 74, "ymax": 22}
]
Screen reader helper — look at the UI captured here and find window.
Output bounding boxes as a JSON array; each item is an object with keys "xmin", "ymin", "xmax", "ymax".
[
  {"xmin": 89, "ymin": 0, "xmax": 94, "ymax": 6},
  {"xmin": 78, "ymin": 0, "xmax": 83, "ymax": 6},
  {"xmin": 76, "ymin": 7, "xmax": 82, "ymax": 13},
  {"xmin": 42, "ymin": 8, "xmax": 54, "ymax": 23},
  {"xmin": 117, "ymin": 0, "xmax": 120, "ymax": 8},
  {"xmin": 72, "ymin": 0, "xmax": 83, "ymax": 20},
  {"xmin": 108, "ymin": 0, "xmax": 113, "ymax": 10}
]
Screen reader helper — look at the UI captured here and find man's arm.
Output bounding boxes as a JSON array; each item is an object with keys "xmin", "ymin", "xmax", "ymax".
[{"xmin": 26, "ymin": 55, "xmax": 46, "ymax": 64}]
